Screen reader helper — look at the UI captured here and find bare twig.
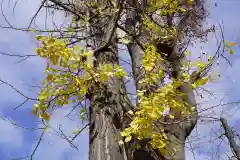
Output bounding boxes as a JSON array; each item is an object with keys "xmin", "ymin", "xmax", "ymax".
[
  {"xmin": 28, "ymin": 0, "xmax": 47, "ymax": 28},
  {"xmin": 0, "ymin": 78, "xmax": 38, "ymax": 100},
  {"xmin": 30, "ymin": 131, "xmax": 45, "ymax": 160},
  {"xmin": 14, "ymin": 99, "xmax": 29, "ymax": 110},
  {"xmin": 71, "ymin": 123, "xmax": 89, "ymax": 141},
  {"xmin": 58, "ymin": 126, "xmax": 78, "ymax": 149},
  {"xmin": 12, "ymin": 0, "xmax": 19, "ymax": 20},
  {"xmin": 0, "ymin": 115, "xmax": 44, "ymax": 131},
  {"xmin": 1, "ymin": 0, "xmax": 13, "ymax": 28},
  {"xmin": 0, "ymin": 51, "xmax": 36, "ymax": 57}
]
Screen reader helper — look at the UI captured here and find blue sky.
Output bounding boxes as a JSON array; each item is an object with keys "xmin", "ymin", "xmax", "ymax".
[{"xmin": 0, "ymin": 0, "xmax": 239, "ymax": 160}]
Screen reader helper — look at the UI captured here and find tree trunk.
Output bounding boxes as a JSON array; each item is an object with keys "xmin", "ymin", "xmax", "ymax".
[{"xmin": 88, "ymin": 1, "xmax": 131, "ymax": 160}]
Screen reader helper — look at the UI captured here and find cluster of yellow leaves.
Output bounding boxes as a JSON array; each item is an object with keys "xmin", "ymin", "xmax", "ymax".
[
  {"xmin": 121, "ymin": 85, "xmax": 196, "ymax": 154},
  {"xmin": 120, "ymin": 46, "xmax": 213, "ymax": 155},
  {"xmin": 141, "ymin": 44, "xmax": 165, "ymax": 85},
  {"xmin": 121, "ymin": 83, "xmax": 188, "ymax": 152},
  {"xmin": 33, "ymin": 36, "xmax": 127, "ymax": 121}
]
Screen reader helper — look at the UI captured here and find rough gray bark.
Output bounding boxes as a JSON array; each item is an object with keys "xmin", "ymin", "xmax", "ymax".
[
  {"xmin": 87, "ymin": 1, "xmax": 132, "ymax": 160},
  {"xmin": 220, "ymin": 117, "xmax": 240, "ymax": 160}
]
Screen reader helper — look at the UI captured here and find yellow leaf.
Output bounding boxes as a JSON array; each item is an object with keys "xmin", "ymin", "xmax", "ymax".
[
  {"xmin": 74, "ymin": 45, "xmax": 81, "ymax": 51},
  {"xmin": 44, "ymin": 127, "xmax": 49, "ymax": 132},
  {"xmin": 125, "ymin": 135, "xmax": 132, "ymax": 142},
  {"xmin": 191, "ymin": 83, "xmax": 197, "ymax": 89},
  {"xmin": 118, "ymin": 140, "xmax": 124, "ymax": 145},
  {"xmin": 39, "ymin": 113, "xmax": 50, "ymax": 121},
  {"xmin": 179, "ymin": 7, "xmax": 186, "ymax": 13},
  {"xmin": 224, "ymin": 40, "xmax": 230, "ymax": 48},
  {"xmin": 196, "ymin": 61, "xmax": 206, "ymax": 69},
  {"xmin": 196, "ymin": 78, "xmax": 208, "ymax": 86},
  {"xmin": 231, "ymin": 41, "xmax": 237, "ymax": 47},
  {"xmin": 136, "ymin": 144, "xmax": 141, "ymax": 149},
  {"xmin": 72, "ymin": 130, "xmax": 81, "ymax": 135},
  {"xmin": 127, "ymin": 110, "xmax": 134, "ymax": 115},
  {"xmin": 208, "ymin": 56, "xmax": 213, "ymax": 63},
  {"xmin": 100, "ymin": 73, "xmax": 108, "ymax": 81},
  {"xmin": 46, "ymin": 74, "xmax": 54, "ymax": 81},
  {"xmin": 120, "ymin": 131, "xmax": 128, "ymax": 137},
  {"xmin": 41, "ymin": 80, "xmax": 45, "ymax": 85},
  {"xmin": 122, "ymin": 38, "xmax": 130, "ymax": 44},
  {"xmin": 229, "ymin": 48, "xmax": 234, "ymax": 55},
  {"xmin": 185, "ymin": 50, "xmax": 192, "ymax": 56},
  {"xmin": 169, "ymin": 114, "xmax": 174, "ymax": 119},
  {"xmin": 149, "ymin": 112, "xmax": 159, "ymax": 119},
  {"xmin": 39, "ymin": 113, "xmax": 44, "ymax": 119},
  {"xmin": 30, "ymin": 28, "xmax": 36, "ymax": 32},
  {"xmin": 159, "ymin": 147, "xmax": 167, "ymax": 157},
  {"xmin": 36, "ymin": 35, "xmax": 42, "ymax": 41},
  {"xmin": 32, "ymin": 104, "xmax": 39, "ymax": 115}
]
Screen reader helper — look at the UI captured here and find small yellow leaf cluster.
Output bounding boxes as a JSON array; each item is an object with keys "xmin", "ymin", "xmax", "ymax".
[
  {"xmin": 192, "ymin": 77, "xmax": 208, "ymax": 89},
  {"xmin": 142, "ymin": 44, "xmax": 159, "ymax": 72},
  {"xmin": 149, "ymin": 0, "xmax": 185, "ymax": 15},
  {"xmin": 224, "ymin": 40, "xmax": 237, "ymax": 55},
  {"xmin": 141, "ymin": 44, "xmax": 165, "ymax": 85},
  {"xmin": 97, "ymin": 63, "xmax": 128, "ymax": 81}
]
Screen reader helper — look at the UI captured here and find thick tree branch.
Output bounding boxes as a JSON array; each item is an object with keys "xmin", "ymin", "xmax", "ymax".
[{"xmin": 93, "ymin": 0, "xmax": 123, "ymax": 55}]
